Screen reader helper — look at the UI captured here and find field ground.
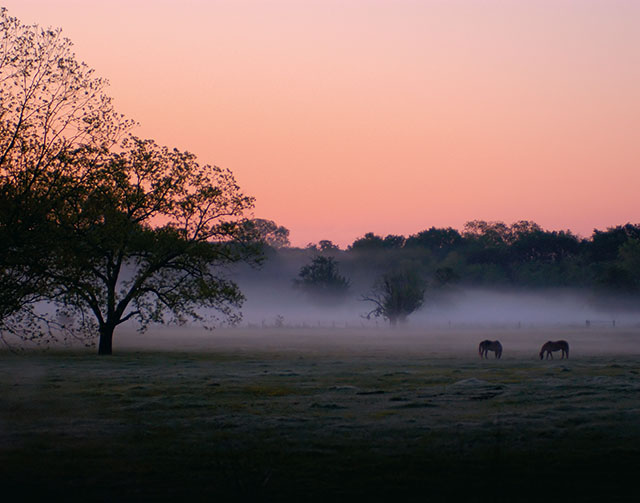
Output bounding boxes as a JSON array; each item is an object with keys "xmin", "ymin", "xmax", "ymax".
[{"xmin": 2, "ymin": 327, "xmax": 640, "ymax": 502}]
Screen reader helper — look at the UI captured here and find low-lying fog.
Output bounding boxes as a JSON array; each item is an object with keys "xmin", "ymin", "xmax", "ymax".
[
  {"xmin": 6, "ymin": 283, "xmax": 640, "ymax": 356},
  {"xmin": 112, "ymin": 285, "xmax": 640, "ymax": 357},
  {"xmin": 238, "ymin": 285, "xmax": 638, "ymax": 329}
]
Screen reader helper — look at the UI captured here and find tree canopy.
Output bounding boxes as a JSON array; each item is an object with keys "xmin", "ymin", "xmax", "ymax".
[
  {"xmin": 362, "ymin": 268, "xmax": 426, "ymax": 326},
  {"xmin": 0, "ymin": 8, "xmax": 128, "ymax": 338},
  {"xmin": 0, "ymin": 9, "xmax": 259, "ymax": 353},
  {"xmin": 294, "ymin": 255, "xmax": 350, "ymax": 303}
]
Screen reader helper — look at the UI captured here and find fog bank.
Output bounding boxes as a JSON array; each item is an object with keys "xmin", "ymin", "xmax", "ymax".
[{"xmin": 238, "ymin": 285, "xmax": 640, "ymax": 329}]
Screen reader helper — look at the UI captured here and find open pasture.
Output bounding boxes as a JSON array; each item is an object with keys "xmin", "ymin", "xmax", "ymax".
[{"xmin": 2, "ymin": 327, "xmax": 640, "ymax": 502}]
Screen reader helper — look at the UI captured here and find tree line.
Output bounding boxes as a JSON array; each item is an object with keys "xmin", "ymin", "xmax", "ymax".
[
  {"xmin": 284, "ymin": 220, "xmax": 640, "ymax": 292},
  {"xmin": 255, "ymin": 219, "xmax": 640, "ymax": 326}
]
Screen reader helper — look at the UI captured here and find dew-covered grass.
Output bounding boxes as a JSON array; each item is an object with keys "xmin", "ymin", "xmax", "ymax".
[{"xmin": 2, "ymin": 327, "xmax": 640, "ymax": 502}]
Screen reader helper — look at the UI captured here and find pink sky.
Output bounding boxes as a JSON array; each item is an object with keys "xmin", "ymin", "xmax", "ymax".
[{"xmin": 4, "ymin": 0, "xmax": 639, "ymax": 247}]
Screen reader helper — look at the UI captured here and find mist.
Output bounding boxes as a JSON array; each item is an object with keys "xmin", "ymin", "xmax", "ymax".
[{"xmin": 237, "ymin": 280, "xmax": 640, "ymax": 329}]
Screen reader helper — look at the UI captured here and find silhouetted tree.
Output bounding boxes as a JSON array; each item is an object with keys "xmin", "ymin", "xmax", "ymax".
[
  {"xmin": 318, "ymin": 240, "xmax": 339, "ymax": 252},
  {"xmin": 464, "ymin": 220, "xmax": 512, "ymax": 247},
  {"xmin": 362, "ymin": 269, "xmax": 426, "ymax": 326},
  {"xmin": 350, "ymin": 232, "xmax": 386, "ymax": 251},
  {"xmin": 244, "ymin": 218, "xmax": 290, "ymax": 248},
  {"xmin": 382, "ymin": 234, "xmax": 405, "ymax": 249},
  {"xmin": 294, "ymin": 256, "xmax": 350, "ymax": 302},
  {"xmin": 589, "ymin": 224, "xmax": 640, "ymax": 262},
  {"xmin": 50, "ymin": 139, "xmax": 258, "ymax": 354},
  {"xmin": 0, "ymin": 10, "xmax": 259, "ymax": 353},
  {"xmin": 404, "ymin": 227, "xmax": 463, "ymax": 258},
  {"xmin": 0, "ymin": 8, "xmax": 129, "ymax": 337},
  {"xmin": 511, "ymin": 228, "xmax": 581, "ymax": 263},
  {"xmin": 595, "ymin": 238, "xmax": 640, "ymax": 293}
]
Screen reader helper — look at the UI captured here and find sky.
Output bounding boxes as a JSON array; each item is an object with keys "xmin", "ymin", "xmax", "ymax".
[{"xmin": 3, "ymin": 0, "xmax": 639, "ymax": 247}]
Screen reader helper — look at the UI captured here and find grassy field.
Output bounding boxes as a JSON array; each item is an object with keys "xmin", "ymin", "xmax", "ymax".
[{"xmin": 2, "ymin": 327, "xmax": 640, "ymax": 502}]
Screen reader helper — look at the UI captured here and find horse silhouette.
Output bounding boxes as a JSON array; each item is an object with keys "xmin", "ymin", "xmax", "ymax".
[
  {"xmin": 539, "ymin": 340, "xmax": 569, "ymax": 360},
  {"xmin": 479, "ymin": 340, "xmax": 502, "ymax": 359}
]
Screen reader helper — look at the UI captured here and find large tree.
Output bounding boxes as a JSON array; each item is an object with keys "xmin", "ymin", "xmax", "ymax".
[
  {"xmin": 0, "ymin": 10, "xmax": 259, "ymax": 353},
  {"xmin": 49, "ymin": 139, "xmax": 258, "ymax": 354},
  {"xmin": 0, "ymin": 8, "xmax": 127, "ymax": 335}
]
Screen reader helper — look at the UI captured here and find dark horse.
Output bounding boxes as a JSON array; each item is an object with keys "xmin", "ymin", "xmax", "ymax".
[
  {"xmin": 539, "ymin": 340, "xmax": 569, "ymax": 360},
  {"xmin": 479, "ymin": 340, "xmax": 502, "ymax": 359}
]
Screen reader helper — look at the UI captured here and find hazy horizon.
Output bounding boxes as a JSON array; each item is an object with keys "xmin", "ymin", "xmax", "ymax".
[{"xmin": 3, "ymin": 0, "xmax": 639, "ymax": 247}]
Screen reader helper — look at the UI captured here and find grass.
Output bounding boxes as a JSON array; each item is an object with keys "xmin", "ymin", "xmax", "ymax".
[{"xmin": 2, "ymin": 330, "xmax": 640, "ymax": 502}]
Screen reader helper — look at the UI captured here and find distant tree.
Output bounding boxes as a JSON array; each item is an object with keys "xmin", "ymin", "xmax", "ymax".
[
  {"xmin": 318, "ymin": 239, "xmax": 339, "ymax": 252},
  {"xmin": 383, "ymin": 234, "xmax": 405, "ymax": 249},
  {"xmin": 619, "ymin": 239, "xmax": 640, "ymax": 275},
  {"xmin": 511, "ymin": 228, "xmax": 581, "ymax": 263},
  {"xmin": 464, "ymin": 220, "xmax": 512, "ymax": 247},
  {"xmin": 595, "ymin": 238, "xmax": 640, "ymax": 293},
  {"xmin": 362, "ymin": 268, "xmax": 426, "ymax": 326},
  {"xmin": 433, "ymin": 267, "xmax": 459, "ymax": 287},
  {"xmin": 350, "ymin": 232, "xmax": 405, "ymax": 252},
  {"xmin": 589, "ymin": 224, "xmax": 640, "ymax": 262},
  {"xmin": 244, "ymin": 218, "xmax": 290, "ymax": 248},
  {"xmin": 404, "ymin": 227, "xmax": 463, "ymax": 257},
  {"xmin": 294, "ymin": 256, "xmax": 350, "ymax": 302},
  {"xmin": 461, "ymin": 221, "xmax": 510, "ymax": 269},
  {"xmin": 350, "ymin": 232, "xmax": 385, "ymax": 251},
  {"xmin": 509, "ymin": 220, "xmax": 543, "ymax": 239}
]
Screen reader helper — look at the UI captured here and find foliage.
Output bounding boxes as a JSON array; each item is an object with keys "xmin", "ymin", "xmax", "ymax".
[
  {"xmin": 244, "ymin": 218, "xmax": 290, "ymax": 249},
  {"xmin": 342, "ymin": 220, "xmax": 608, "ymax": 290},
  {"xmin": 349, "ymin": 232, "xmax": 405, "ymax": 252},
  {"xmin": 0, "ymin": 10, "xmax": 259, "ymax": 354},
  {"xmin": 0, "ymin": 8, "xmax": 129, "ymax": 334},
  {"xmin": 318, "ymin": 239, "xmax": 339, "ymax": 252},
  {"xmin": 294, "ymin": 256, "xmax": 350, "ymax": 302},
  {"xmin": 48, "ymin": 139, "xmax": 258, "ymax": 354},
  {"xmin": 404, "ymin": 227, "xmax": 463, "ymax": 258},
  {"xmin": 362, "ymin": 268, "xmax": 426, "ymax": 326},
  {"xmin": 590, "ymin": 224, "xmax": 640, "ymax": 262}
]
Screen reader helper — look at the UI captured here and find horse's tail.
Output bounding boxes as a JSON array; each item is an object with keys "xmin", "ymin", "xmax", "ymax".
[{"xmin": 478, "ymin": 342, "xmax": 483, "ymax": 356}]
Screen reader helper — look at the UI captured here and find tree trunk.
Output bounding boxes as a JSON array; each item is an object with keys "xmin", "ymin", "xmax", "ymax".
[{"xmin": 98, "ymin": 323, "xmax": 115, "ymax": 355}]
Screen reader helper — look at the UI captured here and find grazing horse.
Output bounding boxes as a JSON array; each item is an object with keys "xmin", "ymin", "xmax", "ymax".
[
  {"xmin": 539, "ymin": 340, "xmax": 569, "ymax": 360},
  {"xmin": 479, "ymin": 340, "xmax": 502, "ymax": 359}
]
